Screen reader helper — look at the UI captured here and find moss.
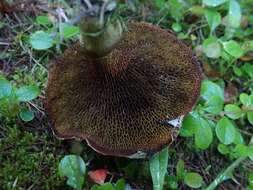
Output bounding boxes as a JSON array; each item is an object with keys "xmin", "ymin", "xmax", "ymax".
[
  {"xmin": 46, "ymin": 22, "xmax": 201, "ymax": 157},
  {"xmin": 0, "ymin": 124, "xmax": 67, "ymax": 190}
]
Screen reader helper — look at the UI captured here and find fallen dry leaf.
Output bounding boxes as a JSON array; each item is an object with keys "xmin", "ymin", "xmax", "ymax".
[
  {"xmin": 224, "ymin": 82, "xmax": 238, "ymax": 104},
  {"xmin": 240, "ymin": 52, "xmax": 253, "ymax": 61},
  {"xmin": 88, "ymin": 169, "xmax": 108, "ymax": 185}
]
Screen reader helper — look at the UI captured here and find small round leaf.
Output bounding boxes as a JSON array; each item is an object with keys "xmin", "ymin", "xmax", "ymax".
[
  {"xmin": 184, "ymin": 172, "xmax": 203, "ymax": 189},
  {"xmin": 19, "ymin": 108, "xmax": 35, "ymax": 122},
  {"xmin": 16, "ymin": 85, "xmax": 40, "ymax": 102},
  {"xmin": 0, "ymin": 77, "xmax": 12, "ymax": 98},
  {"xmin": 247, "ymin": 112, "xmax": 253, "ymax": 125},
  {"xmin": 223, "ymin": 40, "xmax": 244, "ymax": 58},
  {"xmin": 194, "ymin": 117, "xmax": 213, "ymax": 150},
  {"xmin": 59, "ymin": 155, "xmax": 86, "ymax": 190},
  {"xmin": 216, "ymin": 117, "xmax": 236, "ymax": 145},
  {"xmin": 30, "ymin": 31, "xmax": 54, "ymax": 50},
  {"xmin": 224, "ymin": 104, "xmax": 242, "ymax": 119}
]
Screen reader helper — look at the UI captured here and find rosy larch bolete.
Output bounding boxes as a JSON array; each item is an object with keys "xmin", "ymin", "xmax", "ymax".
[{"xmin": 46, "ymin": 0, "xmax": 201, "ymax": 158}]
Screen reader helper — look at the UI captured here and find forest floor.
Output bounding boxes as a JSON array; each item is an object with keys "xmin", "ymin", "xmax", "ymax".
[{"xmin": 0, "ymin": 0, "xmax": 253, "ymax": 190}]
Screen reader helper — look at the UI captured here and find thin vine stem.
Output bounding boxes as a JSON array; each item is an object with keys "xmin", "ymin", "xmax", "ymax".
[{"xmin": 205, "ymin": 157, "xmax": 246, "ymax": 190}]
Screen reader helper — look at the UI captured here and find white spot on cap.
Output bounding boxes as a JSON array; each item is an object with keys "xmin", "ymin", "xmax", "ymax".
[
  {"xmin": 167, "ymin": 115, "xmax": 184, "ymax": 128},
  {"xmin": 128, "ymin": 151, "xmax": 147, "ymax": 159}
]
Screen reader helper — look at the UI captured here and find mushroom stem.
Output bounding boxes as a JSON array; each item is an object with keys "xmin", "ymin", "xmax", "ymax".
[
  {"xmin": 99, "ymin": 0, "xmax": 113, "ymax": 25},
  {"xmin": 78, "ymin": 1, "xmax": 123, "ymax": 57}
]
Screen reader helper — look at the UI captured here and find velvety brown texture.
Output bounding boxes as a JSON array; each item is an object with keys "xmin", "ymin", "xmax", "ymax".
[{"xmin": 46, "ymin": 22, "xmax": 201, "ymax": 157}]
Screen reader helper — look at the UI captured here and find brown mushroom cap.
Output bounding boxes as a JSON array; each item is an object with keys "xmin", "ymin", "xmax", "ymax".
[{"xmin": 46, "ymin": 22, "xmax": 201, "ymax": 158}]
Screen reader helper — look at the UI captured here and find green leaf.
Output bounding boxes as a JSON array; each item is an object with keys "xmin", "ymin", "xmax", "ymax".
[
  {"xmin": 149, "ymin": 147, "xmax": 169, "ymax": 190},
  {"xmin": 223, "ymin": 40, "xmax": 244, "ymax": 58},
  {"xmin": 233, "ymin": 65, "xmax": 242, "ymax": 77},
  {"xmin": 203, "ymin": 0, "xmax": 227, "ymax": 7},
  {"xmin": 247, "ymin": 112, "xmax": 253, "ymax": 125},
  {"xmin": 248, "ymin": 172, "xmax": 253, "ymax": 187},
  {"xmin": 167, "ymin": 0, "xmax": 184, "ymax": 22},
  {"xmin": 216, "ymin": 117, "xmax": 236, "ymax": 145},
  {"xmin": 29, "ymin": 31, "xmax": 54, "ymax": 50},
  {"xmin": 0, "ymin": 77, "xmax": 12, "ymax": 98},
  {"xmin": 91, "ymin": 183, "xmax": 115, "ymax": 190},
  {"xmin": 165, "ymin": 175, "xmax": 178, "ymax": 189},
  {"xmin": 172, "ymin": 22, "xmax": 182, "ymax": 33},
  {"xmin": 204, "ymin": 9, "xmax": 221, "ymax": 33},
  {"xmin": 60, "ymin": 23, "xmax": 80, "ymax": 39},
  {"xmin": 0, "ymin": 22, "xmax": 4, "ymax": 29},
  {"xmin": 224, "ymin": 104, "xmax": 242, "ymax": 119},
  {"xmin": 59, "ymin": 155, "xmax": 86, "ymax": 190},
  {"xmin": 217, "ymin": 143, "xmax": 230, "ymax": 155},
  {"xmin": 36, "ymin": 15, "xmax": 52, "ymax": 26},
  {"xmin": 184, "ymin": 172, "xmax": 203, "ymax": 189},
  {"xmin": 234, "ymin": 144, "xmax": 253, "ymax": 158},
  {"xmin": 180, "ymin": 113, "xmax": 198, "ymax": 137},
  {"xmin": 19, "ymin": 108, "xmax": 34, "ymax": 122},
  {"xmin": 176, "ymin": 159, "xmax": 185, "ymax": 180},
  {"xmin": 203, "ymin": 95, "xmax": 224, "ymax": 114},
  {"xmin": 194, "ymin": 117, "xmax": 213, "ymax": 149},
  {"xmin": 155, "ymin": 0, "xmax": 166, "ymax": 9},
  {"xmin": 16, "ymin": 85, "xmax": 40, "ymax": 102},
  {"xmin": 250, "ymin": 40, "xmax": 253, "ymax": 51},
  {"xmin": 189, "ymin": 6, "xmax": 205, "ymax": 15},
  {"xmin": 201, "ymin": 80, "xmax": 224, "ymax": 101},
  {"xmin": 203, "ymin": 37, "xmax": 221, "ymax": 58},
  {"xmin": 242, "ymin": 63, "xmax": 253, "ymax": 78},
  {"xmin": 201, "ymin": 80, "xmax": 224, "ymax": 114},
  {"xmin": 228, "ymin": 0, "xmax": 241, "ymax": 28},
  {"xmin": 233, "ymin": 130, "xmax": 244, "ymax": 145},
  {"xmin": 115, "ymin": 179, "xmax": 125, "ymax": 190},
  {"xmin": 240, "ymin": 93, "xmax": 251, "ymax": 106}
]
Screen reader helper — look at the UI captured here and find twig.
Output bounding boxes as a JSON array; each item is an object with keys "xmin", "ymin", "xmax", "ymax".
[
  {"xmin": 56, "ymin": 8, "xmax": 69, "ymax": 22},
  {"xmin": 0, "ymin": 42, "xmax": 10, "ymax": 45},
  {"xmin": 205, "ymin": 157, "xmax": 246, "ymax": 190},
  {"xmin": 82, "ymin": 0, "xmax": 93, "ymax": 10}
]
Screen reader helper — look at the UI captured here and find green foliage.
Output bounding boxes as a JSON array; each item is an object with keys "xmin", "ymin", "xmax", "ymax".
[
  {"xmin": 224, "ymin": 104, "xmax": 242, "ymax": 119},
  {"xmin": 203, "ymin": 37, "xmax": 221, "ymax": 58},
  {"xmin": 228, "ymin": 0, "xmax": 241, "ymax": 28},
  {"xmin": 240, "ymin": 93, "xmax": 253, "ymax": 125},
  {"xmin": 36, "ymin": 15, "xmax": 53, "ymax": 26},
  {"xmin": 166, "ymin": 159, "xmax": 203, "ymax": 189},
  {"xmin": 0, "ymin": 76, "xmax": 12, "ymax": 98},
  {"xmin": 184, "ymin": 172, "xmax": 203, "ymax": 189},
  {"xmin": 91, "ymin": 179, "xmax": 125, "ymax": 190},
  {"xmin": 194, "ymin": 116, "xmax": 213, "ymax": 149},
  {"xmin": 19, "ymin": 107, "xmax": 35, "ymax": 122},
  {"xmin": 223, "ymin": 40, "xmax": 244, "ymax": 58},
  {"xmin": 29, "ymin": 15, "xmax": 80, "ymax": 50},
  {"xmin": 216, "ymin": 117, "xmax": 236, "ymax": 145},
  {"xmin": 59, "ymin": 155, "xmax": 86, "ymax": 190},
  {"xmin": 29, "ymin": 31, "xmax": 54, "ymax": 50},
  {"xmin": 149, "ymin": 147, "xmax": 169, "ymax": 190},
  {"xmin": 203, "ymin": 0, "xmax": 227, "ymax": 7},
  {"xmin": 16, "ymin": 85, "xmax": 40, "ymax": 102},
  {"xmin": 91, "ymin": 183, "xmax": 115, "ymax": 190},
  {"xmin": 0, "ymin": 74, "xmax": 40, "ymax": 122},
  {"xmin": 204, "ymin": 9, "xmax": 221, "ymax": 34}
]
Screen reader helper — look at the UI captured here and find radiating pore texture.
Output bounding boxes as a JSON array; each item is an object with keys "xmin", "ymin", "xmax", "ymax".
[{"xmin": 46, "ymin": 22, "xmax": 201, "ymax": 157}]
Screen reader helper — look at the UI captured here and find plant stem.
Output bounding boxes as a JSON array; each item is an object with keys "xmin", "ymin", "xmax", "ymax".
[
  {"xmin": 205, "ymin": 157, "xmax": 246, "ymax": 190},
  {"xmin": 82, "ymin": 0, "xmax": 92, "ymax": 10}
]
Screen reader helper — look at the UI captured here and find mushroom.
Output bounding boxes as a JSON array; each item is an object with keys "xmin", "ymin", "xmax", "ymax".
[{"xmin": 46, "ymin": 1, "xmax": 201, "ymax": 158}]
